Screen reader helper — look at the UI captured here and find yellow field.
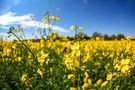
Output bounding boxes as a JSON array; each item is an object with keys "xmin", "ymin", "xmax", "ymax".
[{"xmin": 0, "ymin": 39, "xmax": 135, "ymax": 90}]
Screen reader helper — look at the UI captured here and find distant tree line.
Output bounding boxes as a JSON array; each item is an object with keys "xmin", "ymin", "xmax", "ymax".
[
  {"xmin": 67, "ymin": 32, "xmax": 135, "ymax": 41},
  {"xmin": 29, "ymin": 32, "xmax": 134, "ymax": 41},
  {"xmin": 4, "ymin": 32, "xmax": 134, "ymax": 42}
]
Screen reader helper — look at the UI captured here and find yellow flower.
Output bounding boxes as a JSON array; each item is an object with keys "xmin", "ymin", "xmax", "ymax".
[
  {"xmin": 37, "ymin": 68, "xmax": 43, "ymax": 76},
  {"xmin": 88, "ymin": 79, "xmax": 92, "ymax": 86},
  {"xmin": 64, "ymin": 54, "xmax": 80, "ymax": 70},
  {"xmin": 82, "ymin": 83, "xmax": 89, "ymax": 90},
  {"xmin": 50, "ymin": 67, "xmax": 53, "ymax": 72},
  {"xmin": 40, "ymin": 39, "xmax": 45, "ymax": 48},
  {"xmin": 83, "ymin": 77, "xmax": 88, "ymax": 83},
  {"xmin": 3, "ymin": 48, "xmax": 11, "ymax": 56},
  {"xmin": 70, "ymin": 25, "xmax": 76, "ymax": 30},
  {"xmin": 101, "ymin": 81, "xmax": 108, "ymax": 87},
  {"xmin": 42, "ymin": 19, "xmax": 47, "ymax": 24},
  {"xmin": 17, "ymin": 57, "xmax": 21, "ymax": 62},
  {"xmin": 21, "ymin": 73, "xmax": 27, "ymax": 82},
  {"xmin": 70, "ymin": 87, "xmax": 77, "ymax": 90},
  {"xmin": 106, "ymin": 72, "xmax": 113, "ymax": 80},
  {"xmin": 95, "ymin": 79, "xmax": 102, "ymax": 87},
  {"xmin": 84, "ymin": 72, "xmax": 89, "ymax": 78},
  {"xmin": 67, "ymin": 74, "xmax": 75, "ymax": 79},
  {"xmin": 81, "ymin": 65, "xmax": 86, "ymax": 71},
  {"xmin": 76, "ymin": 50, "xmax": 81, "ymax": 57},
  {"xmin": 125, "ymin": 59, "xmax": 130, "ymax": 65},
  {"xmin": 121, "ymin": 65, "xmax": 129, "ymax": 73},
  {"xmin": 120, "ymin": 59, "xmax": 130, "ymax": 65},
  {"xmin": 21, "ymin": 73, "xmax": 29, "ymax": 86},
  {"xmin": 49, "ymin": 16, "xmax": 58, "ymax": 20},
  {"xmin": 42, "ymin": 16, "xmax": 48, "ymax": 24},
  {"xmin": 37, "ymin": 52, "xmax": 49, "ymax": 66}
]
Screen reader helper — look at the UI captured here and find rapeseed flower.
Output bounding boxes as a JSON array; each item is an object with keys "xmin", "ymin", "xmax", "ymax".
[
  {"xmin": 67, "ymin": 74, "xmax": 75, "ymax": 79},
  {"xmin": 70, "ymin": 25, "xmax": 76, "ymax": 30},
  {"xmin": 101, "ymin": 81, "xmax": 108, "ymax": 87}
]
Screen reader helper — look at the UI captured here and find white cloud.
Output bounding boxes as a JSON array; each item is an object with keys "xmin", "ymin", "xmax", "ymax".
[
  {"xmin": 0, "ymin": 25, "xmax": 9, "ymax": 29},
  {"xmin": 0, "ymin": 12, "xmax": 69, "ymax": 33},
  {"xmin": 0, "ymin": 12, "xmax": 31, "ymax": 25},
  {"xmin": 0, "ymin": 32, "xmax": 8, "ymax": 36},
  {"xmin": 19, "ymin": 21, "xmax": 69, "ymax": 32}
]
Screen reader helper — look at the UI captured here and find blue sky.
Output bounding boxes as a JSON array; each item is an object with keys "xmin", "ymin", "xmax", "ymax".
[{"xmin": 0, "ymin": 0, "xmax": 135, "ymax": 39}]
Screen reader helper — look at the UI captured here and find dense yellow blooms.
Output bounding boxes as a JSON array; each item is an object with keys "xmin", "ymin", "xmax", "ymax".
[
  {"xmin": 40, "ymin": 39, "xmax": 45, "ymax": 48},
  {"xmin": 120, "ymin": 59, "xmax": 130, "ymax": 65},
  {"xmin": 64, "ymin": 54, "xmax": 80, "ymax": 70},
  {"xmin": 37, "ymin": 50, "xmax": 49, "ymax": 66},
  {"xmin": 2, "ymin": 47, "xmax": 12, "ymax": 57},
  {"xmin": 0, "ymin": 37, "xmax": 135, "ymax": 89}
]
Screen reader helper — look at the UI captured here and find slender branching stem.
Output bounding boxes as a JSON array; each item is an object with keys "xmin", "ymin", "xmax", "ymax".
[{"xmin": 11, "ymin": 32, "xmax": 36, "ymax": 59}]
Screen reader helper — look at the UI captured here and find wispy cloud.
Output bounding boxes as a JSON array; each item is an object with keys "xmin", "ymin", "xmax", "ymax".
[
  {"xmin": 20, "ymin": 21, "xmax": 69, "ymax": 32},
  {"xmin": 0, "ymin": 32, "xmax": 8, "ymax": 36},
  {"xmin": 0, "ymin": 12, "xmax": 31, "ymax": 25},
  {"xmin": 0, "ymin": 12, "xmax": 69, "ymax": 32},
  {"xmin": 0, "ymin": 25, "xmax": 9, "ymax": 29}
]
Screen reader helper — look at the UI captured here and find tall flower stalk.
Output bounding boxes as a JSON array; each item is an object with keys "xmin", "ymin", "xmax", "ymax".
[
  {"xmin": 70, "ymin": 25, "xmax": 83, "ymax": 89},
  {"xmin": 7, "ymin": 26, "xmax": 36, "ymax": 59}
]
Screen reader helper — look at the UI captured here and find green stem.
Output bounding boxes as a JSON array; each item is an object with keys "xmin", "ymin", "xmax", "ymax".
[
  {"xmin": 75, "ymin": 29, "xmax": 77, "ymax": 40},
  {"xmin": 12, "ymin": 32, "xmax": 36, "ymax": 59},
  {"xmin": 75, "ymin": 28, "xmax": 81, "ymax": 90}
]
